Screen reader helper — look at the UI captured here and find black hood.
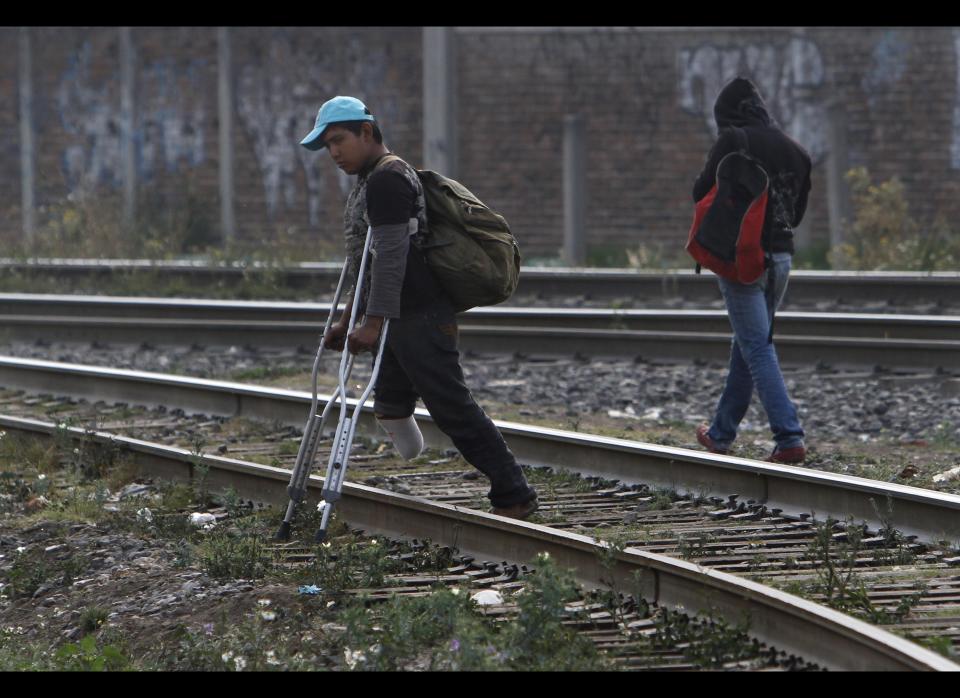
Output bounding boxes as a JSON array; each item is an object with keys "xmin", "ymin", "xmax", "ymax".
[{"xmin": 714, "ymin": 77, "xmax": 773, "ymax": 129}]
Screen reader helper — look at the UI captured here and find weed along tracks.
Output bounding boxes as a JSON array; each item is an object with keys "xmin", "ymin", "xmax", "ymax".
[
  {"xmin": 0, "ymin": 359, "xmax": 958, "ymax": 670},
  {"xmin": 0, "ymin": 401, "xmax": 819, "ymax": 671}
]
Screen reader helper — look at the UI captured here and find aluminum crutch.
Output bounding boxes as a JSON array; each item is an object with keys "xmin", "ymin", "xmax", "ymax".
[
  {"xmin": 312, "ymin": 310, "xmax": 389, "ymax": 542},
  {"xmin": 274, "ymin": 226, "xmax": 384, "ymax": 541},
  {"xmin": 274, "ymin": 257, "xmax": 349, "ymax": 540}
]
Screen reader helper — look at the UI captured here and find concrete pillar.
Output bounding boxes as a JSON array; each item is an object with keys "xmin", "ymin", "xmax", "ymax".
[
  {"xmin": 19, "ymin": 27, "xmax": 35, "ymax": 245},
  {"xmin": 119, "ymin": 27, "xmax": 136, "ymax": 226},
  {"xmin": 422, "ymin": 27, "xmax": 457, "ymax": 177},
  {"xmin": 563, "ymin": 114, "xmax": 586, "ymax": 266},
  {"xmin": 218, "ymin": 27, "xmax": 236, "ymax": 244},
  {"xmin": 825, "ymin": 100, "xmax": 852, "ymax": 252}
]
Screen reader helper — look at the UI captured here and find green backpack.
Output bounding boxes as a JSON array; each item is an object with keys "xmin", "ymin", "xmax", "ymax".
[{"xmin": 377, "ymin": 155, "xmax": 521, "ymax": 312}]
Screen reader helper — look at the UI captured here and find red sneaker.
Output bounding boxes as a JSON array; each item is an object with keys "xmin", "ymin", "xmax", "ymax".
[
  {"xmin": 769, "ymin": 445, "xmax": 806, "ymax": 464},
  {"xmin": 696, "ymin": 424, "xmax": 728, "ymax": 455}
]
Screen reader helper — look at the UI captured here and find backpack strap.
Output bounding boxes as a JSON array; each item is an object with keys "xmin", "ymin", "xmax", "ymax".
[{"xmin": 373, "ymin": 153, "xmax": 402, "ymax": 170}]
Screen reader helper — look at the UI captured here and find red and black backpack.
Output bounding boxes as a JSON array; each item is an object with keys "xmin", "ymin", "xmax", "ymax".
[{"xmin": 686, "ymin": 127, "xmax": 769, "ymax": 284}]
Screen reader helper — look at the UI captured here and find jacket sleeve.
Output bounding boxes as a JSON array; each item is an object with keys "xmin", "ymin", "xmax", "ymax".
[
  {"xmin": 692, "ymin": 129, "xmax": 738, "ymax": 202},
  {"xmin": 364, "ymin": 169, "xmax": 416, "ymax": 319}
]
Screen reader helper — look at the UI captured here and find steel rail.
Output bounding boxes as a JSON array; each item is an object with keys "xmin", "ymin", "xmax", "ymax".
[
  {"xmin": 2, "ymin": 260, "xmax": 960, "ymax": 304},
  {"xmin": 0, "ymin": 318, "xmax": 955, "ymax": 371},
  {"xmin": 0, "ymin": 412, "xmax": 954, "ymax": 671},
  {"xmin": 0, "ymin": 294, "xmax": 957, "ymax": 339},
  {"xmin": 0, "ymin": 296, "xmax": 956, "ymax": 369},
  {"xmin": 0, "ymin": 355, "xmax": 957, "ymax": 545}
]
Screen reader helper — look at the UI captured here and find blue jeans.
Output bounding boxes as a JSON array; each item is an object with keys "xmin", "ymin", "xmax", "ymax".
[{"xmin": 707, "ymin": 253, "xmax": 805, "ymax": 451}]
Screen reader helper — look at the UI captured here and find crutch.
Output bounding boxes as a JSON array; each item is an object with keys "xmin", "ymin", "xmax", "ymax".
[{"xmin": 275, "ymin": 226, "xmax": 389, "ymax": 542}]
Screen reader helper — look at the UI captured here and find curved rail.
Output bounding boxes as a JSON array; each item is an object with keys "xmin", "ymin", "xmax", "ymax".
[
  {"xmin": 2, "ymin": 412, "xmax": 955, "ymax": 671},
  {"xmin": 0, "ymin": 355, "xmax": 957, "ymax": 544}
]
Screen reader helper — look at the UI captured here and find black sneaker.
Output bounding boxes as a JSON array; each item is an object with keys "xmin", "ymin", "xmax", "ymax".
[{"xmin": 491, "ymin": 497, "xmax": 539, "ymax": 521}]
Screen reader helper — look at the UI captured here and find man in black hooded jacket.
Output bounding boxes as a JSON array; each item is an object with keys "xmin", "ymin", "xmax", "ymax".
[{"xmin": 692, "ymin": 77, "xmax": 811, "ymax": 464}]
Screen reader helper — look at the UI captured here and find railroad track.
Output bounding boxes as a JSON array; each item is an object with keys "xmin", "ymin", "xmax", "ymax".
[
  {"xmin": 0, "ymin": 356, "xmax": 957, "ymax": 670},
  {"xmin": 0, "ymin": 294, "xmax": 957, "ymax": 371},
  {"xmin": 3, "ymin": 259, "xmax": 959, "ymax": 307}
]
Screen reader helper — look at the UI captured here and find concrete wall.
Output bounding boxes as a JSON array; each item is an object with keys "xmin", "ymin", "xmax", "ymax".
[{"xmin": 3, "ymin": 27, "xmax": 959, "ymax": 259}]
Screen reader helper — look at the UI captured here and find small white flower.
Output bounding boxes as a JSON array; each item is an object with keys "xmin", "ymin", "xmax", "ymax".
[
  {"xmin": 73, "ymin": 448, "xmax": 80, "ymax": 455},
  {"xmin": 257, "ymin": 599, "xmax": 271, "ymax": 607},
  {"xmin": 321, "ymin": 542, "xmax": 332, "ymax": 549},
  {"xmin": 260, "ymin": 611, "xmax": 276, "ymax": 622},
  {"xmin": 326, "ymin": 601, "xmax": 335, "ymax": 608},
  {"xmin": 233, "ymin": 656, "xmax": 247, "ymax": 671},
  {"xmin": 15, "ymin": 546, "xmax": 25, "ymax": 554},
  {"xmin": 450, "ymin": 588, "xmax": 461, "ymax": 596},
  {"xmin": 265, "ymin": 650, "xmax": 282, "ymax": 666},
  {"xmin": 37, "ymin": 474, "xmax": 46, "ymax": 480},
  {"xmin": 221, "ymin": 651, "xmax": 234, "ymax": 662},
  {"xmin": 343, "ymin": 647, "xmax": 366, "ymax": 669}
]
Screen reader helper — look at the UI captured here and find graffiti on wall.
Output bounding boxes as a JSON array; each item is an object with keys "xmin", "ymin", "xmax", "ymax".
[
  {"xmin": 58, "ymin": 41, "xmax": 123, "ymax": 195},
  {"xmin": 56, "ymin": 30, "xmax": 403, "ymax": 228},
  {"xmin": 236, "ymin": 31, "xmax": 400, "ymax": 227},
  {"xmin": 862, "ymin": 30, "xmax": 910, "ymax": 108},
  {"xmin": 137, "ymin": 58, "xmax": 207, "ymax": 179},
  {"xmin": 57, "ymin": 39, "xmax": 208, "ymax": 196},
  {"xmin": 677, "ymin": 37, "xmax": 827, "ymax": 162}
]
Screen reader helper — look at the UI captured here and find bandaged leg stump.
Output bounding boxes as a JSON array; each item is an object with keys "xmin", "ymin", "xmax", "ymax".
[{"xmin": 376, "ymin": 414, "xmax": 424, "ymax": 460}]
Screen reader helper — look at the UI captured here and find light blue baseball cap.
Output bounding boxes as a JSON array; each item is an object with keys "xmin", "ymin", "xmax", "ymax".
[{"xmin": 300, "ymin": 96, "xmax": 376, "ymax": 151}]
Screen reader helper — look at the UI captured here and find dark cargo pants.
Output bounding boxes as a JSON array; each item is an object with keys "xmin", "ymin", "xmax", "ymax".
[{"xmin": 372, "ymin": 299, "xmax": 536, "ymax": 509}]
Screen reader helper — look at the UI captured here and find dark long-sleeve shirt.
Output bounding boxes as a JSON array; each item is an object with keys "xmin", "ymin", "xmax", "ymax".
[
  {"xmin": 352, "ymin": 156, "xmax": 438, "ymax": 319},
  {"xmin": 342, "ymin": 153, "xmax": 432, "ymax": 320}
]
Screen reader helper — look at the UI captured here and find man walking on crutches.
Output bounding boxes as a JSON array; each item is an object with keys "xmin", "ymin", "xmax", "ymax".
[{"xmin": 300, "ymin": 96, "xmax": 538, "ymax": 522}]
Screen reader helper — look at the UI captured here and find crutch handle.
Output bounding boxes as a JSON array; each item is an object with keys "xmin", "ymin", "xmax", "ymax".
[
  {"xmin": 323, "ymin": 320, "xmax": 349, "ymax": 352},
  {"xmin": 346, "ymin": 319, "xmax": 385, "ymax": 355}
]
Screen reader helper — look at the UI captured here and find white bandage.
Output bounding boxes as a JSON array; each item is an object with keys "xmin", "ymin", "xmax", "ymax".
[{"xmin": 376, "ymin": 414, "xmax": 424, "ymax": 460}]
